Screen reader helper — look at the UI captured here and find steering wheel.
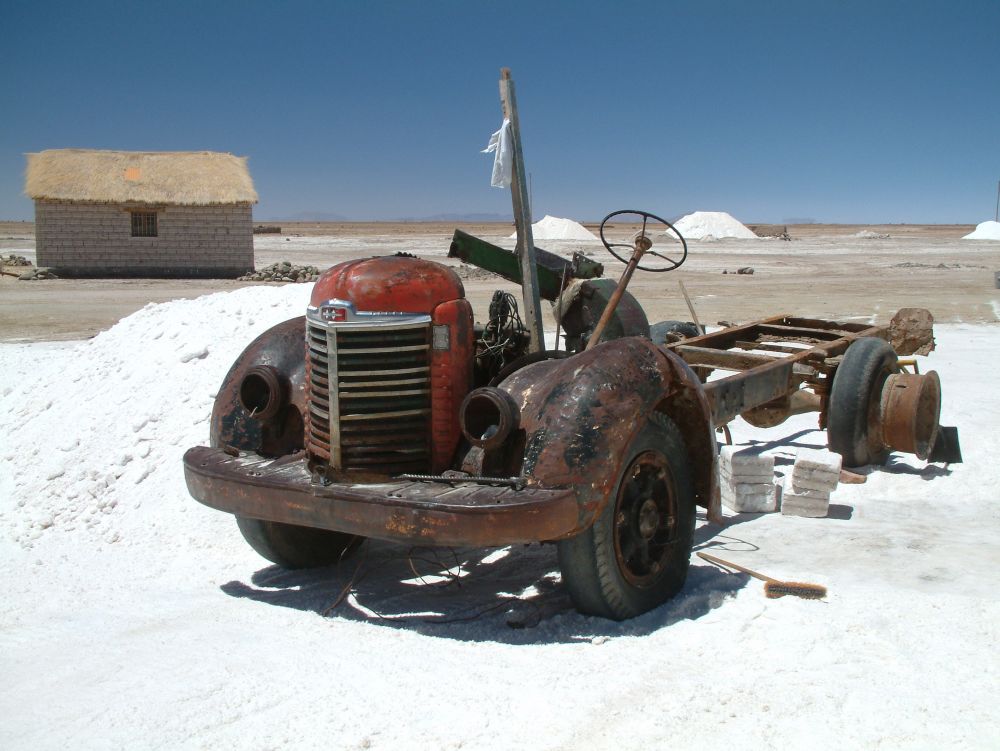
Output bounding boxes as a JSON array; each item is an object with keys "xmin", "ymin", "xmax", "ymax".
[{"xmin": 599, "ymin": 210, "xmax": 688, "ymax": 273}]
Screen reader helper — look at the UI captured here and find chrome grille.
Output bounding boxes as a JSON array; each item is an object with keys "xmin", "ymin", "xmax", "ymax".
[{"xmin": 306, "ymin": 320, "xmax": 431, "ymax": 473}]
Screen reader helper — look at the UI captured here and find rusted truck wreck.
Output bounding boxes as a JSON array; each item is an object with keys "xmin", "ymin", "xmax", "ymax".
[{"xmin": 184, "ymin": 211, "xmax": 957, "ymax": 620}]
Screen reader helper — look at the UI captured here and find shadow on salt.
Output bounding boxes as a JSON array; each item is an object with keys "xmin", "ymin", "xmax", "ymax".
[{"xmin": 219, "ymin": 530, "xmax": 747, "ymax": 643}]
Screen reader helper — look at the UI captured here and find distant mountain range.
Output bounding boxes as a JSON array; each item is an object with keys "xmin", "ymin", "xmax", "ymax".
[
  {"xmin": 267, "ymin": 211, "xmax": 351, "ymax": 222},
  {"xmin": 395, "ymin": 212, "xmax": 513, "ymax": 223},
  {"xmin": 261, "ymin": 211, "xmax": 514, "ymax": 223}
]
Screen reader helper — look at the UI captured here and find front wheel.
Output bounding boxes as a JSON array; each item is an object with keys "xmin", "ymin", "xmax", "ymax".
[
  {"xmin": 557, "ymin": 412, "xmax": 696, "ymax": 620},
  {"xmin": 236, "ymin": 516, "xmax": 362, "ymax": 569}
]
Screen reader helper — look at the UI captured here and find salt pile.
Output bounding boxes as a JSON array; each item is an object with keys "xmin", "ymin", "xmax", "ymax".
[
  {"xmin": 671, "ymin": 211, "xmax": 757, "ymax": 240},
  {"xmin": 962, "ymin": 220, "xmax": 1000, "ymax": 240},
  {"xmin": 509, "ymin": 215, "xmax": 597, "ymax": 241},
  {"xmin": 0, "ymin": 284, "xmax": 312, "ymax": 547}
]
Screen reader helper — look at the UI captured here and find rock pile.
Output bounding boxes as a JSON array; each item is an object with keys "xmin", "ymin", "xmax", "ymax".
[
  {"xmin": 238, "ymin": 261, "xmax": 321, "ymax": 283},
  {"xmin": 2, "ymin": 254, "xmax": 31, "ymax": 267},
  {"xmin": 454, "ymin": 263, "xmax": 499, "ymax": 281},
  {"xmin": 17, "ymin": 267, "xmax": 59, "ymax": 281}
]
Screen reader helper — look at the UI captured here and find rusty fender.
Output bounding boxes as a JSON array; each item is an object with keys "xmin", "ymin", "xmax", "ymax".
[
  {"xmin": 210, "ymin": 316, "xmax": 307, "ymax": 455},
  {"xmin": 496, "ymin": 336, "xmax": 719, "ymax": 536}
]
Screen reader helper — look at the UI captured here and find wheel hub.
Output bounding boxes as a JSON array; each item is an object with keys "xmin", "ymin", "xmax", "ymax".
[
  {"xmin": 638, "ymin": 498, "xmax": 659, "ymax": 540},
  {"xmin": 613, "ymin": 451, "xmax": 677, "ymax": 587}
]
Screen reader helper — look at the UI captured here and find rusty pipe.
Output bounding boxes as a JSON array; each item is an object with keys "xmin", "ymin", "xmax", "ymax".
[
  {"xmin": 460, "ymin": 387, "xmax": 520, "ymax": 451},
  {"xmin": 238, "ymin": 365, "xmax": 287, "ymax": 421}
]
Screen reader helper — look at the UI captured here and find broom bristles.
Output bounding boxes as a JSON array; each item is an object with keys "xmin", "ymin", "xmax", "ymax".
[{"xmin": 764, "ymin": 581, "xmax": 827, "ymax": 600}]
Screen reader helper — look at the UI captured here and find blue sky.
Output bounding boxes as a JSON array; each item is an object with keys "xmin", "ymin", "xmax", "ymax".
[{"xmin": 3, "ymin": 0, "xmax": 998, "ymax": 223}]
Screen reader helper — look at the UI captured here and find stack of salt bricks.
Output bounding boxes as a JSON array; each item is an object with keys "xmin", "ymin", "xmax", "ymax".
[
  {"xmin": 719, "ymin": 445, "xmax": 777, "ymax": 513},
  {"xmin": 782, "ymin": 448, "xmax": 842, "ymax": 517}
]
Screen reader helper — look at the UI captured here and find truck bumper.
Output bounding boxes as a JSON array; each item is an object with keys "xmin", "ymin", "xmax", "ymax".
[{"xmin": 183, "ymin": 446, "xmax": 581, "ymax": 547}]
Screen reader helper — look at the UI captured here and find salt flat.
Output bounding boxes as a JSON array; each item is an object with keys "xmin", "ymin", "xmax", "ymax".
[
  {"xmin": 1, "ymin": 222, "xmax": 998, "ymax": 342},
  {"xmin": 0, "ymin": 280, "xmax": 997, "ymax": 749}
]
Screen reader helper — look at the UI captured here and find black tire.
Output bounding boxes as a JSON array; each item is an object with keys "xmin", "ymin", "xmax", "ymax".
[
  {"xmin": 236, "ymin": 516, "xmax": 362, "ymax": 569},
  {"xmin": 827, "ymin": 337, "xmax": 897, "ymax": 468},
  {"xmin": 557, "ymin": 412, "xmax": 696, "ymax": 620}
]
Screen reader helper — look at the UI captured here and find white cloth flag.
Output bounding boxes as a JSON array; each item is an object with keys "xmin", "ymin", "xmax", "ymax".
[{"xmin": 482, "ymin": 119, "xmax": 512, "ymax": 188}]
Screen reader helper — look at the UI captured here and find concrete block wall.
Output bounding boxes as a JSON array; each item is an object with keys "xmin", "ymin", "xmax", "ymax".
[{"xmin": 34, "ymin": 200, "xmax": 254, "ymax": 277}]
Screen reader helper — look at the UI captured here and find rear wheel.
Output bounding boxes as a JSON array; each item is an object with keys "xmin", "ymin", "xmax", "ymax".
[
  {"xmin": 827, "ymin": 337, "xmax": 897, "ymax": 468},
  {"xmin": 236, "ymin": 516, "xmax": 362, "ymax": 569},
  {"xmin": 557, "ymin": 413, "xmax": 695, "ymax": 620}
]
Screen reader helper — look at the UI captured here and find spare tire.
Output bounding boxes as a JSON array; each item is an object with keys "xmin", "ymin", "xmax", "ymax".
[{"xmin": 650, "ymin": 320, "xmax": 701, "ymax": 343}]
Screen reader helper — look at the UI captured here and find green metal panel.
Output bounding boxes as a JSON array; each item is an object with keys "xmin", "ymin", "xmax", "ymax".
[{"xmin": 448, "ymin": 229, "xmax": 603, "ymax": 301}]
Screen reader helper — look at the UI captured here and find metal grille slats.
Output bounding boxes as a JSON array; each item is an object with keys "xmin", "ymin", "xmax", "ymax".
[{"xmin": 306, "ymin": 320, "xmax": 431, "ymax": 473}]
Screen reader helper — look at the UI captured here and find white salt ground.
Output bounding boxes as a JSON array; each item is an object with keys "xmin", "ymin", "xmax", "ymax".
[
  {"xmin": 509, "ymin": 215, "xmax": 598, "ymax": 241},
  {"xmin": 962, "ymin": 220, "xmax": 1000, "ymax": 240},
  {"xmin": 1, "ymin": 285, "xmax": 998, "ymax": 750},
  {"xmin": 672, "ymin": 211, "xmax": 758, "ymax": 240}
]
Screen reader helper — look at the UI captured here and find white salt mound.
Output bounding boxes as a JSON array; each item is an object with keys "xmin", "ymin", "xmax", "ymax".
[
  {"xmin": 671, "ymin": 211, "xmax": 757, "ymax": 240},
  {"xmin": 962, "ymin": 220, "xmax": 1000, "ymax": 240},
  {"xmin": 509, "ymin": 215, "xmax": 597, "ymax": 241}
]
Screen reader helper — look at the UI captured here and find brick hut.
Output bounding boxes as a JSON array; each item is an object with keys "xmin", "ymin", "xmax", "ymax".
[{"xmin": 24, "ymin": 149, "xmax": 258, "ymax": 277}]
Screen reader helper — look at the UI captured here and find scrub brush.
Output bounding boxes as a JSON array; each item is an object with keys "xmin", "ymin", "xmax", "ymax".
[{"xmin": 697, "ymin": 552, "xmax": 827, "ymax": 600}]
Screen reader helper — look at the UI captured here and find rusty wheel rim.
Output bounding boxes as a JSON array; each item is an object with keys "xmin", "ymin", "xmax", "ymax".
[
  {"xmin": 865, "ymin": 363, "xmax": 894, "ymax": 459},
  {"xmin": 613, "ymin": 450, "xmax": 677, "ymax": 588}
]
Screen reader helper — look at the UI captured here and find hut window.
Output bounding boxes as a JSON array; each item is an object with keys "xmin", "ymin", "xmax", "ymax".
[{"xmin": 130, "ymin": 211, "xmax": 158, "ymax": 237}]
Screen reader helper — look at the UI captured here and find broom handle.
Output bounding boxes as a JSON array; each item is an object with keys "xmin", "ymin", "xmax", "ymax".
[{"xmin": 697, "ymin": 552, "xmax": 778, "ymax": 584}]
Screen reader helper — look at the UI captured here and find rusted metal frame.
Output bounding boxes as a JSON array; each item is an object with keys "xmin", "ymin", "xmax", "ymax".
[
  {"xmin": 693, "ymin": 320, "xmax": 888, "ymax": 430},
  {"xmin": 756, "ymin": 322, "xmax": 884, "ymax": 341},
  {"xmin": 671, "ymin": 317, "xmax": 886, "ymax": 379},
  {"xmin": 733, "ymin": 340, "xmax": 812, "ymax": 355},
  {"xmin": 674, "ymin": 344, "xmax": 818, "ymax": 377},
  {"xmin": 782, "ymin": 317, "xmax": 881, "ymax": 334},
  {"xmin": 665, "ymin": 313, "xmax": 789, "ymax": 351},
  {"xmin": 674, "ymin": 344, "xmax": 779, "ymax": 370},
  {"xmin": 673, "ymin": 316, "xmax": 882, "ymax": 353},
  {"xmin": 703, "ymin": 358, "xmax": 797, "ymax": 427},
  {"xmin": 184, "ymin": 446, "xmax": 580, "ymax": 546}
]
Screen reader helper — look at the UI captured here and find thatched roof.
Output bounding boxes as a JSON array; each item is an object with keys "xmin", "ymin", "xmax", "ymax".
[{"xmin": 24, "ymin": 149, "xmax": 258, "ymax": 205}]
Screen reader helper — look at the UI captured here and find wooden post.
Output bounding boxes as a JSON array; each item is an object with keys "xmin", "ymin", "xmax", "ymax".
[{"xmin": 499, "ymin": 68, "xmax": 544, "ymax": 353}]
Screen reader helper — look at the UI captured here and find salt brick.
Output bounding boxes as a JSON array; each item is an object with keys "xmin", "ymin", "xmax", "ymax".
[
  {"xmin": 790, "ymin": 469, "xmax": 839, "ymax": 493},
  {"xmin": 721, "ymin": 481, "xmax": 775, "ymax": 497},
  {"xmin": 781, "ymin": 492, "xmax": 829, "ymax": 517},
  {"xmin": 792, "ymin": 465, "xmax": 839, "ymax": 482},
  {"xmin": 794, "ymin": 448, "xmax": 843, "ymax": 474},
  {"xmin": 721, "ymin": 482, "xmax": 778, "ymax": 513},
  {"xmin": 720, "ymin": 445, "xmax": 774, "ymax": 472},
  {"xmin": 720, "ymin": 467, "xmax": 775, "ymax": 485},
  {"xmin": 783, "ymin": 476, "xmax": 830, "ymax": 499}
]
